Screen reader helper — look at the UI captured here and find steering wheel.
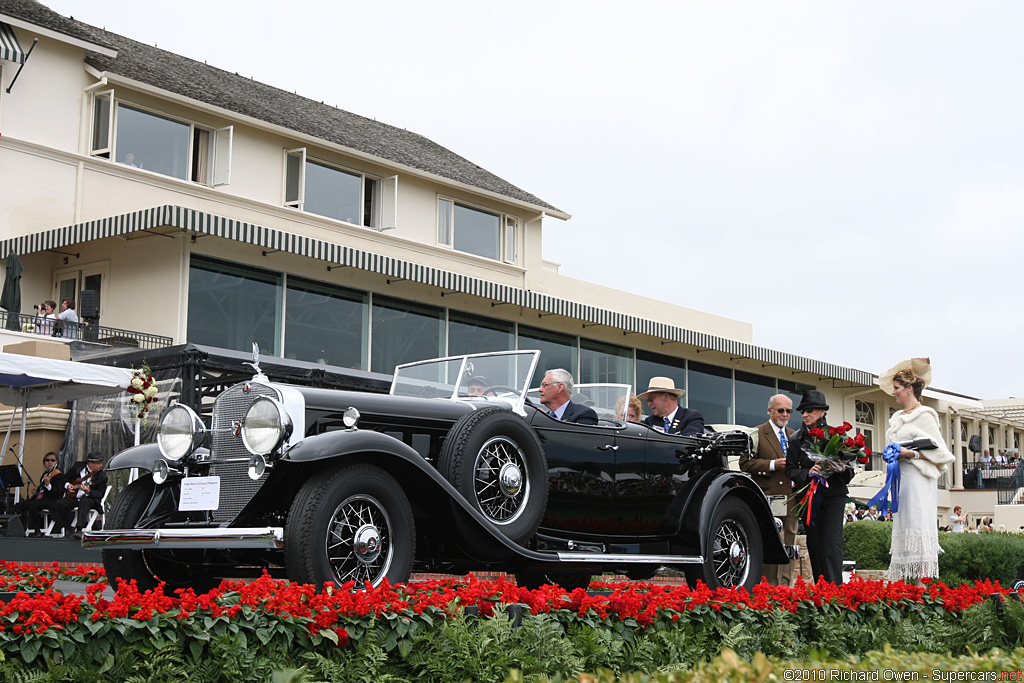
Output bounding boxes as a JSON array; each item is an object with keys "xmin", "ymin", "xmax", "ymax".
[{"xmin": 483, "ymin": 384, "xmax": 519, "ymax": 398}]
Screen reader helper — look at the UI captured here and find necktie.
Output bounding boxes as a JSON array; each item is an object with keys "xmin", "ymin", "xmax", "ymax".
[
  {"xmin": 664, "ymin": 417, "xmax": 671, "ymax": 432},
  {"xmin": 780, "ymin": 429, "xmax": 788, "ymax": 453}
]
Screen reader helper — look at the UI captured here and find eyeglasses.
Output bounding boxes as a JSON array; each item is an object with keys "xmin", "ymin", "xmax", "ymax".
[
  {"xmin": 43, "ymin": 458, "xmax": 57, "ymax": 462},
  {"xmin": 774, "ymin": 408, "xmax": 793, "ymax": 414},
  {"xmin": 539, "ymin": 382, "xmax": 561, "ymax": 388}
]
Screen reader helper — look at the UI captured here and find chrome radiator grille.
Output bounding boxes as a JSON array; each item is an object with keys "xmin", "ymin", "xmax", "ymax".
[{"xmin": 207, "ymin": 382, "xmax": 278, "ymax": 523}]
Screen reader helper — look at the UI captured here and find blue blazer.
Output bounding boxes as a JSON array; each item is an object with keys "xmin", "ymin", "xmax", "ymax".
[
  {"xmin": 644, "ymin": 408, "xmax": 704, "ymax": 436},
  {"xmin": 559, "ymin": 400, "xmax": 599, "ymax": 426}
]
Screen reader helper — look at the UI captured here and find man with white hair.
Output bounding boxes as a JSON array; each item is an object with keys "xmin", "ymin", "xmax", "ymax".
[
  {"xmin": 739, "ymin": 393, "xmax": 797, "ymax": 585},
  {"xmin": 538, "ymin": 368, "xmax": 598, "ymax": 425}
]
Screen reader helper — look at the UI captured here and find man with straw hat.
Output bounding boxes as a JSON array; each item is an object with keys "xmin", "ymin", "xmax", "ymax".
[{"xmin": 637, "ymin": 377, "xmax": 705, "ymax": 436}]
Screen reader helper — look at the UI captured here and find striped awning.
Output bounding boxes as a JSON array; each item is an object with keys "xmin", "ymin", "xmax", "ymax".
[
  {"xmin": 0, "ymin": 205, "xmax": 874, "ymax": 385},
  {"xmin": 0, "ymin": 23, "xmax": 25, "ymax": 65}
]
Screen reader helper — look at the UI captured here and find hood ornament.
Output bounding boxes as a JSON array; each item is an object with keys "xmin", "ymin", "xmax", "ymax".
[{"xmin": 244, "ymin": 342, "xmax": 268, "ymax": 382}]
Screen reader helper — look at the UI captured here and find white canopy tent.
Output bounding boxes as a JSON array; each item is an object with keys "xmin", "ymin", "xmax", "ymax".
[{"xmin": 0, "ymin": 352, "xmax": 134, "ymax": 503}]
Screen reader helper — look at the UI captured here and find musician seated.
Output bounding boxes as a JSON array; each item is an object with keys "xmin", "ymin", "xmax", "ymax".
[
  {"xmin": 12, "ymin": 452, "xmax": 64, "ymax": 536},
  {"xmin": 48, "ymin": 453, "xmax": 107, "ymax": 539}
]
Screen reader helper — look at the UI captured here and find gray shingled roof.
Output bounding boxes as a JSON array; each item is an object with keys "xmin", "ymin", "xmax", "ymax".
[{"xmin": 0, "ymin": 0, "xmax": 564, "ymax": 214}]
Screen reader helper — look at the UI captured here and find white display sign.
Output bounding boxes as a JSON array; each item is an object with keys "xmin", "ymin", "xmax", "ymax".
[
  {"xmin": 768, "ymin": 495, "xmax": 788, "ymax": 517},
  {"xmin": 179, "ymin": 476, "xmax": 221, "ymax": 511}
]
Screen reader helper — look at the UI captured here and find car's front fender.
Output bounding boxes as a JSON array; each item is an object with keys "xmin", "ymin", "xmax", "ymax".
[
  {"xmin": 108, "ymin": 444, "xmax": 211, "ymax": 472},
  {"xmin": 283, "ymin": 428, "xmax": 423, "ymax": 464}
]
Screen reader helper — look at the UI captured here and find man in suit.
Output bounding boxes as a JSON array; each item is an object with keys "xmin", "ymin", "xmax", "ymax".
[
  {"xmin": 740, "ymin": 394, "xmax": 797, "ymax": 586},
  {"xmin": 637, "ymin": 377, "xmax": 705, "ymax": 436},
  {"xmin": 48, "ymin": 453, "xmax": 108, "ymax": 539},
  {"xmin": 539, "ymin": 369, "xmax": 598, "ymax": 425},
  {"xmin": 785, "ymin": 390, "xmax": 853, "ymax": 584}
]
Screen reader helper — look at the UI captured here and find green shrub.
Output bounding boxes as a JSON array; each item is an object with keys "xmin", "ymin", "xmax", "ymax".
[
  {"xmin": 844, "ymin": 520, "xmax": 1024, "ymax": 585},
  {"xmin": 842, "ymin": 520, "xmax": 892, "ymax": 569},
  {"xmin": 938, "ymin": 531, "xmax": 1024, "ymax": 585}
]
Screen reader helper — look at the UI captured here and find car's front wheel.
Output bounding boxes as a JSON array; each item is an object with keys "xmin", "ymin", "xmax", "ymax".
[
  {"xmin": 101, "ymin": 475, "xmax": 217, "ymax": 592},
  {"xmin": 684, "ymin": 497, "xmax": 763, "ymax": 590},
  {"xmin": 285, "ymin": 463, "xmax": 414, "ymax": 589}
]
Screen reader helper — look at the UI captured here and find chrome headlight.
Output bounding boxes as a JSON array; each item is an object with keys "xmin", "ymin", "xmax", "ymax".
[
  {"xmin": 158, "ymin": 404, "xmax": 205, "ymax": 461},
  {"xmin": 242, "ymin": 396, "xmax": 292, "ymax": 456}
]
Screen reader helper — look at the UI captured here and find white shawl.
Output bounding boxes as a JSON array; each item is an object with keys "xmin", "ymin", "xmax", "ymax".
[{"xmin": 885, "ymin": 406, "xmax": 955, "ymax": 480}]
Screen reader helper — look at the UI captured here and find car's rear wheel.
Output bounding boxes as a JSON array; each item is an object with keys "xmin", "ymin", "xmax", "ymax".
[
  {"xmin": 439, "ymin": 409, "xmax": 548, "ymax": 544},
  {"xmin": 684, "ymin": 497, "xmax": 763, "ymax": 590},
  {"xmin": 101, "ymin": 476, "xmax": 217, "ymax": 592},
  {"xmin": 285, "ymin": 463, "xmax": 414, "ymax": 589}
]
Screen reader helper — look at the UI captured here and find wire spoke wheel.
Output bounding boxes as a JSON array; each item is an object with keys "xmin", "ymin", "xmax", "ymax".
[
  {"xmin": 711, "ymin": 518, "xmax": 750, "ymax": 587},
  {"xmin": 326, "ymin": 494, "xmax": 393, "ymax": 586},
  {"xmin": 473, "ymin": 436, "xmax": 530, "ymax": 525}
]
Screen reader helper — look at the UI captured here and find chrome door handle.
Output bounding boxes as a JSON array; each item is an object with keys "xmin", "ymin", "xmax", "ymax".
[{"xmin": 597, "ymin": 445, "xmax": 619, "ymax": 451}]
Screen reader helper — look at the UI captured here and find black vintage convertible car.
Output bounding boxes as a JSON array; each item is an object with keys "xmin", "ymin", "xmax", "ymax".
[{"xmin": 85, "ymin": 349, "xmax": 788, "ymax": 590}]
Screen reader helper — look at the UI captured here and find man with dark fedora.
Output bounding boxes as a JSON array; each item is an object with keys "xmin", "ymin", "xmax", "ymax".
[
  {"xmin": 48, "ymin": 453, "xmax": 108, "ymax": 539},
  {"xmin": 637, "ymin": 377, "xmax": 705, "ymax": 436},
  {"xmin": 785, "ymin": 390, "xmax": 853, "ymax": 584}
]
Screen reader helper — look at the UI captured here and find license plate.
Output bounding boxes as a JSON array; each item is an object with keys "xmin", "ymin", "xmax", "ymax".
[
  {"xmin": 768, "ymin": 495, "xmax": 788, "ymax": 517},
  {"xmin": 179, "ymin": 476, "xmax": 221, "ymax": 511}
]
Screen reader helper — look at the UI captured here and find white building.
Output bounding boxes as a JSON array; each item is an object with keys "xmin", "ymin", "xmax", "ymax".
[{"xmin": 1, "ymin": 0, "xmax": 1021, "ymax": 528}]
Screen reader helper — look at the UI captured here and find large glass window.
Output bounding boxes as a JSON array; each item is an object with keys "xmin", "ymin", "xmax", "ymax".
[
  {"xmin": 580, "ymin": 339, "xmax": 633, "ymax": 385},
  {"xmin": 437, "ymin": 198, "xmax": 511, "ymax": 262},
  {"xmin": 285, "ymin": 278, "xmax": 367, "ymax": 369},
  {"xmin": 734, "ymin": 371, "xmax": 776, "ymax": 428},
  {"xmin": 285, "ymin": 150, "xmax": 378, "ymax": 227},
  {"xmin": 115, "ymin": 104, "xmax": 190, "ymax": 179},
  {"xmin": 188, "ymin": 257, "xmax": 281, "ymax": 355},
  {"xmin": 448, "ymin": 312, "xmax": 513, "ymax": 356},
  {"xmin": 371, "ymin": 297, "xmax": 443, "ymax": 374},
  {"xmin": 688, "ymin": 361, "xmax": 732, "ymax": 425},
  {"xmin": 636, "ymin": 350, "xmax": 686, "ymax": 409},
  {"xmin": 517, "ymin": 325, "xmax": 577, "ymax": 381}
]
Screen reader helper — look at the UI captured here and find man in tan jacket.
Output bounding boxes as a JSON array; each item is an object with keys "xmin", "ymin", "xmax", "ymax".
[{"xmin": 739, "ymin": 394, "xmax": 797, "ymax": 586}]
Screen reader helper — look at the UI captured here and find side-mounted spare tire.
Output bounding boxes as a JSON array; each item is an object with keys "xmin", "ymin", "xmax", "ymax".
[{"xmin": 439, "ymin": 408, "xmax": 548, "ymax": 545}]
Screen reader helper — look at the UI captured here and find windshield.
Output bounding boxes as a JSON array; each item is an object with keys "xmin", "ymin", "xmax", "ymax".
[
  {"xmin": 391, "ymin": 351, "xmax": 541, "ymax": 413},
  {"xmin": 526, "ymin": 383, "xmax": 634, "ymax": 421}
]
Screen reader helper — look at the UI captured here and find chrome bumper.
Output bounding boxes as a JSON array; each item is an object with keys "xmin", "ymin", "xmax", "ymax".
[{"xmin": 81, "ymin": 527, "xmax": 285, "ymax": 550}]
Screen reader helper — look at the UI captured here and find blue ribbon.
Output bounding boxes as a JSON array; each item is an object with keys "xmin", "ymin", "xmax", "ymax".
[{"xmin": 867, "ymin": 443, "xmax": 902, "ymax": 516}]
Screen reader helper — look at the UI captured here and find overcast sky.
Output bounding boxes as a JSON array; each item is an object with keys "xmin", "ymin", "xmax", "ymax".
[{"xmin": 42, "ymin": 0, "xmax": 1024, "ymax": 400}]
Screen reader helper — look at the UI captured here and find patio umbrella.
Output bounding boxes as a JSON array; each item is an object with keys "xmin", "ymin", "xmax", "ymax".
[{"xmin": 0, "ymin": 252, "xmax": 22, "ymax": 331}]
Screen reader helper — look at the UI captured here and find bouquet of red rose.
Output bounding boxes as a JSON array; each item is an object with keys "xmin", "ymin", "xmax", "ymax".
[
  {"xmin": 803, "ymin": 422, "xmax": 872, "ymax": 477},
  {"xmin": 126, "ymin": 361, "xmax": 159, "ymax": 421},
  {"xmin": 791, "ymin": 423, "xmax": 872, "ymax": 525}
]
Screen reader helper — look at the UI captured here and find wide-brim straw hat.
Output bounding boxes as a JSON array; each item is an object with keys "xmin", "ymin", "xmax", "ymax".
[
  {"xmin": 878, "ymin": 357, "xmax": 932, "ymax": 396},
  {"xmin": 637, "ymin": 377, "xmax": 685, "ymax": 401}
]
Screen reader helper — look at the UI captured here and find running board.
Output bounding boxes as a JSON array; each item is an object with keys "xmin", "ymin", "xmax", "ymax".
[{"xmin": 555, "ymin": 551, "xmax": 702, "ymax": 565}]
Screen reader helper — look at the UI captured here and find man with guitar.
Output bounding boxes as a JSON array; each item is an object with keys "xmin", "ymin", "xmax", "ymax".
[
  {"xmin": 11, "ymin": 451, "xmax": 63, "ymax": 535},
  {"xmin": 48, "ymin": 453, "xmax": 107, "ymax": 539}
]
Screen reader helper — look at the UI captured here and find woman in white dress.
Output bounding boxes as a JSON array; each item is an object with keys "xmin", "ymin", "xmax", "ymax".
[{"xmin": 879, "ymin": 358, "xmax": 955, "ymax": 585}]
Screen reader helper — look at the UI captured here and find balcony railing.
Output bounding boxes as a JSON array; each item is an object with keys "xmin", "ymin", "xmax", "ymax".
[
  {"xmin": 962, "ymin": 458, "xmax": 1024, "ymax": 492},
  {"xmin": 0, "ymin": 311, "xmax": 172, "ymax": 351}
]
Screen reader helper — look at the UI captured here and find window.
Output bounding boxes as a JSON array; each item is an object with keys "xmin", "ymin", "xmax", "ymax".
[
  {"xmin": 188, "ymin": 257, "xmax": 281, "ymax": 355},
  {"xmin": 688, "ymin": 361, "xmax": 732, "ymax": 424},
  {"xmin": 517, "ymin": 326, "xmax": 577, "ymax": 379},
  {"xmin": 448, "ymin": 312, "xmax": 513, "ymax": 356},
  {"xmin": 89, "ymin": 92, "xmax": 232, "ymax": 185},
  {"xmin": 284, "ymin": 148, "xmax": 394, "ymax": 229},
  {"xmin": 734, "ymin": 371, "xmax": 776, "ymax": 428},
  {"xmin": 370, "ymin": 297, "xmax": 443, "ymax": 374},
  {"xmin": 437, "ymin": 198, "xmax": 517, "ymax": 262},
  {"xmin": 285, "ymin": 278, "xmax": 367, "ymax": 370},
  {"xmin": 855, "ymin": 400, "xmax": 875, "ymax": 426},
  {"xmin": 580, "ymin": 339, "xmax": 632, "ymax": 385}
]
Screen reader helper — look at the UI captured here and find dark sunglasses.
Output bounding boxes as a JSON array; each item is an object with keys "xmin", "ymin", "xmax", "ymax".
[{"xmin": 774, "ymin": 408, "xmax": 793, "ymax": 413}]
